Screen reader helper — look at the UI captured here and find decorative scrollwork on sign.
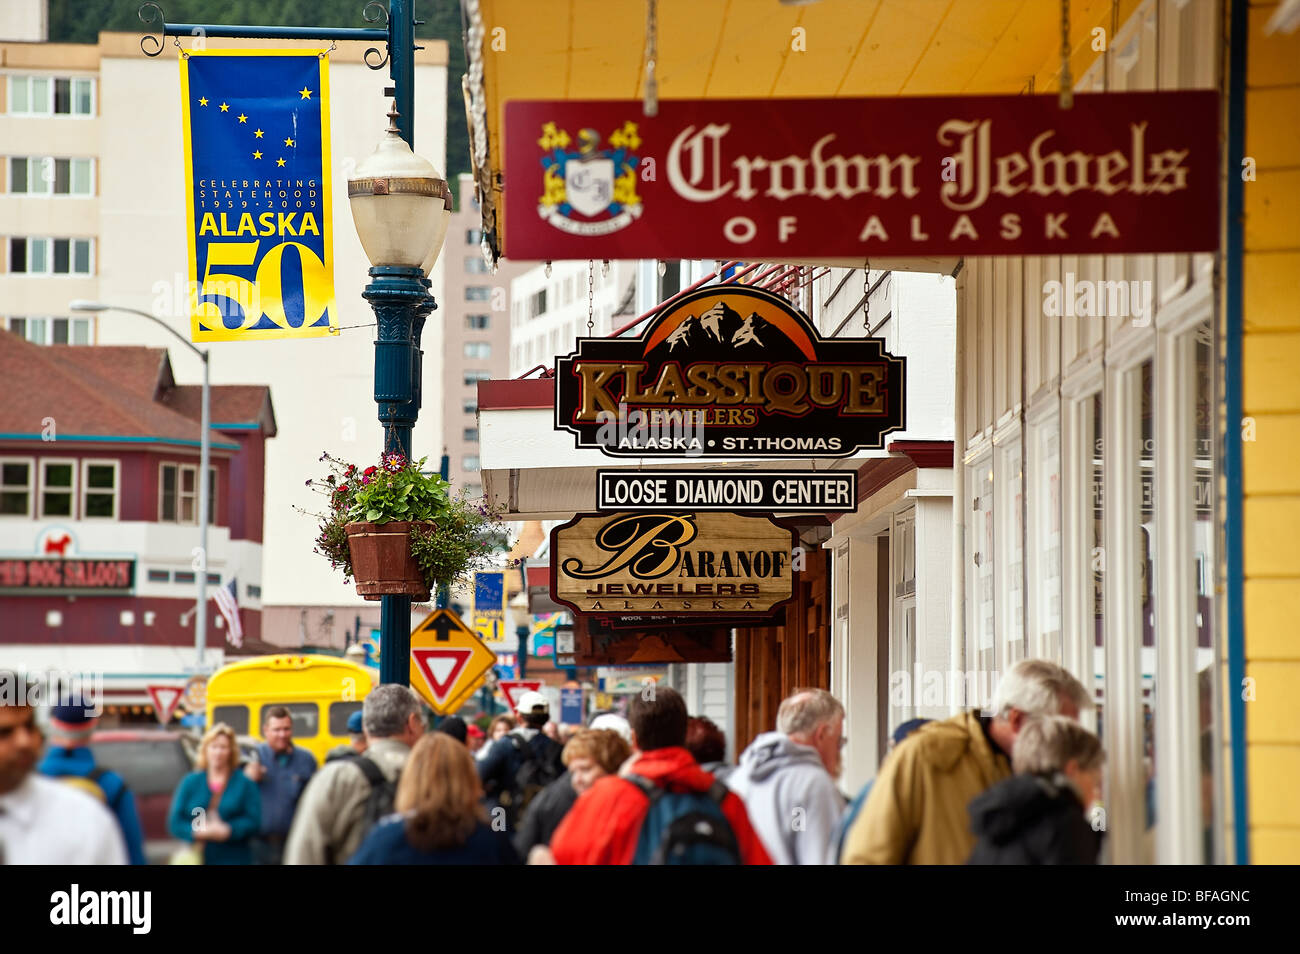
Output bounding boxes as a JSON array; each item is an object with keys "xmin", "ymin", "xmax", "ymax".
[
  {"xmin": 362, "ymin": 2, "xmax": 391, "ymax": 70},
  {"xmin": 139, "ymin": 2, "xmax": 166, "ymax": 57}
]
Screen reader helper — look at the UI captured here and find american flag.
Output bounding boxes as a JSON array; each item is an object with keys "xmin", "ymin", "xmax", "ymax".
[{"xmin": 213, "ymin": 577, "xmax": 243, "ymax": 648}]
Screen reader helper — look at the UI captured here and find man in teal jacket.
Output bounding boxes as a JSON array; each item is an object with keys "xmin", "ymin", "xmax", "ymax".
[{"xmin": 38, "ymin": 694, "xmax": 147, "ymax": 865}]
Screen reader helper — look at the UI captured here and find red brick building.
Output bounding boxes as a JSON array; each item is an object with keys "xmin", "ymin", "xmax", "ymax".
[{"xmin": 0, "ymin": 329, "xmax": 275, "ymax": 714}]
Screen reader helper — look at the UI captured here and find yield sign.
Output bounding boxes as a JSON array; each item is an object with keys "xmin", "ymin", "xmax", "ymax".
[
  {"xmin": 147, "ymin": 685, "xmax": 183, "ymax": 724},
  {"xmin": 499, "ymin": 680, "xmax": 542, "ymax": 711},
  {"xmin": 409, "ymin": 608, "xmax": 497, "ymax": 715}
]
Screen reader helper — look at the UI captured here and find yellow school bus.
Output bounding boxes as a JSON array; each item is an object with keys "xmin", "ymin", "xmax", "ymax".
[{"xmin": 205, "ymin": 655, "xmax": 374, "ymax": 764}]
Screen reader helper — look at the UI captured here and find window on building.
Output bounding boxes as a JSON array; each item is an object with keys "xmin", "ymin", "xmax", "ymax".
[
  {"xmin": 0, "ymin": 458, "xmax": 34, "ymax": 516},
  {"xmin": 8, "ymin": 75, "xmax": 94, "ymax": 116},
  {"xmin": 462, "ymin": 456, "xmax": 480, "ymax": 472},
  {"xmin": 160, "ymin": 463, "xmax": 217, "ymax": 525},
  {"xmin": 465, "ymin": 286, "xmax": 492, "ymax": 302},
  {"xmin": 527, "ymin": 288, "xmax": 548, "ymax": 319},
  {"xmin": 81, "ymin": 460, "xmax": 118, "ymax": 518},
  {"xmin": 463, "ymin": 370, "xmax": 491, "ymax": 387},
  {"xmin": 465, "ymin": 314, "xmax": 490, "ymax": 330},
  {"xmin": 5, "ymin": 316, "xmax": 92, "ymax": 346},
  {"xmin": 463, "ymin": 399, "xmax": 478, "ymax": 414},
  {"xmin": 246, "ymin": 583, "xmax": 261, "ymax": 599},
  {"xmin": 39, "ymin": 460, "xmax": 75, "ymax": 517},
  {"xmin": 7, "ymin": 238, "xmax": 93, "ymax": 274},
  {"xmin": 7, "ymin": 157, "xmax": 93, "ymax": 196},
  {"xmin": 465, "ymin": 255, "xmax": 490, "ymax": 274},
  {"xmin": 464, "ymin": 342, "xmax": 491, "ymax": 359},
  {"xmin": 463, "ymin": 428, "xmax": 479, "ymax": 443},
  {"xmin": 466, "ymin": 228, "xmax": 483, "ymax": 245}
]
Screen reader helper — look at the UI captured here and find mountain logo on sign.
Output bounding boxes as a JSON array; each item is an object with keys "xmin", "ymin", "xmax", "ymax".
[{"xmin": 411, "ymin": 648, "xmax": 473, "ymax": 705}]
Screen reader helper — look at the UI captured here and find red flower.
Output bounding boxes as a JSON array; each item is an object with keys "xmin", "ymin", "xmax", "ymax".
[
  {"xmin": 363, "ymin": 466, "xmax": 378, "ymax": 476},
  {"xmin": 338, "ymin": 484, "xmax": 349, "ymax": 494}
]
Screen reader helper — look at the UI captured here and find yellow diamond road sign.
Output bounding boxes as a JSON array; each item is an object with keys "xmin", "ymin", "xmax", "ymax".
[{"xmin": 409, "ymin": 608, "xmax": 497, "ymax": 715}]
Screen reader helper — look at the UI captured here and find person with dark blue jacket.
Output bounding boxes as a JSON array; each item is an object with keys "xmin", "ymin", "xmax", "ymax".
[
  {"xmin": 244, "ymin": 706, "xmax": 317, "ymax": 864},
  {"xmin": 168, "ymin": 723, "xmax": 261, "ymax": 865},
  {"xmin": 349, "ymin": 733, "xmax": 519, "ymax": 866},
  {"xmin": 38, "ymin": 694, "xmax": 147, "ymax": 866}
]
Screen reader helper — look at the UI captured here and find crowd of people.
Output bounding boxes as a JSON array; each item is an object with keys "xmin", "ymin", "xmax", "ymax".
[{"xmin": 0, "ymin": 658, "xmax": 1106, "ymax": 865}]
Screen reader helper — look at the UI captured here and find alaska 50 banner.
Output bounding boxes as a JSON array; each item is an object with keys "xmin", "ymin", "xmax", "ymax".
[
  {"xmin": 503, "ymin": 92, "xmax": 1219, "ymax": 260},
  {"xmin": 180, "ymin": 51, "xmax": 336, "ymax": 342}
]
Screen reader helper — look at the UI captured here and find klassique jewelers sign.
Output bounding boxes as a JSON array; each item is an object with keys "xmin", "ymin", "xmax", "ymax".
[
  {"xmin": 555, "ymin": 285, "xmax": 904, "ymax": 458},
  {"xmin": 504, "ymin": 92, "xmax": 1218, "ymax": 259},
  {"xmin": 550, "ymin": 511, "xmax": 796, "ymax": 616}
]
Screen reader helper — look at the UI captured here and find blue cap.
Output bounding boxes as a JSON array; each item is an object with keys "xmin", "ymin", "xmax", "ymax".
[
  {"xmin": 347, "ymin": 710, "xmax": 364, "ymax": 734},
  {"xmin": 50, "ymin": 694, "xmax": 98, "ymax": 726}
]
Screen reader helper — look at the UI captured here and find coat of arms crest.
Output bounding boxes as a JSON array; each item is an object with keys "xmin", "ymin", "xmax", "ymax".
[{"xmin": 537, "ymin": 121, "xmax": 643, "ymax": 236}]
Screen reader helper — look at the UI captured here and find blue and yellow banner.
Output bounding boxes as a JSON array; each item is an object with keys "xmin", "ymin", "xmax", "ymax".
[
  {"xmin": 473, "ymin": 570, "xmax": 506, "ymax": 643},
  {"xmin": 180, "ymin": 50, "xmax": 336, "ymax": 342}
]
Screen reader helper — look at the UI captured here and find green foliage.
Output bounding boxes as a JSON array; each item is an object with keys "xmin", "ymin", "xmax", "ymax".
[
  {"xmin": 51, "ymin": 0, "xmax": 470, "ymax": 183},
  {"xmin": 301, "ymin": 450, "xmax": 503, "ymax": 590}
]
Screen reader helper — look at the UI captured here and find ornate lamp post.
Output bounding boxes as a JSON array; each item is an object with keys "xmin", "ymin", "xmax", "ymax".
[
  {"xmin": 138, "ymin": 0, "xmax": 451, "ymax": 685},
  {"xmin": 348, "ymin": 107, "xmax": 452, "ymax": 685}
]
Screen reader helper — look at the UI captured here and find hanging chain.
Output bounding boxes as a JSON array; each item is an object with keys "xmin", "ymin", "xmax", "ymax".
[
  {"xmin": 1059, "ymin": 0, "xmax": 1073, "ymax": 110},
  {"xmin": 863, "ymin": 258, "xmax": 871, "ymax": 331},
  {"xmin": 644, "ymin": 0, "xmax": 659, "ymax": 117},
  {"xmin": 587, "ymin": 259, "xmax": 595, "ymax": 334}
]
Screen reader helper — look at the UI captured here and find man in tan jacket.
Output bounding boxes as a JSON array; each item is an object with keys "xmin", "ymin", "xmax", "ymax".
[
  {"xmin": 841, "ymin": 659, "xmax": 1090, "ymax": 865},
  {"xmin": 284, "ymin": 684, "xmax": 425, "ymax": 865}
]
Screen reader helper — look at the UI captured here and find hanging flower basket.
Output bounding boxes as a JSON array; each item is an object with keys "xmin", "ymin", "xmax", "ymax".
[
  {"xmin": 300, "ymin": 451, "xmax": 506, "ymax": 603},
  {"xmin": 344, "ymin": 520, "xmax": 431, "ymax": 602}
]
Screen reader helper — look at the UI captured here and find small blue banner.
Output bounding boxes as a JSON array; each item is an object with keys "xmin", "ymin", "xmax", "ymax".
[{"xmin": 560, "ymin": 688, "xmax": 584, "ymax": 725}]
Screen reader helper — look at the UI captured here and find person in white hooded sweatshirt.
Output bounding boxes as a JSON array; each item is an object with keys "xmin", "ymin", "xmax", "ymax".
[{"xmin": 726, "ymin": 689, "xmax": 846, "ymax": 865}]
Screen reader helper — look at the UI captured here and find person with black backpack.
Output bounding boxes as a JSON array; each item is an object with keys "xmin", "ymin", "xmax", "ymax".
[
  {"xmin": 548, "ymin": 687, "xmax": 772, "ymax": 865},
  {"xmin": 477, "ymin": 691, "xmax": 564, "ymax": 831},
  {"xmin": 283, "ymin": 684, "xmax": 424, "ymax": 865}
]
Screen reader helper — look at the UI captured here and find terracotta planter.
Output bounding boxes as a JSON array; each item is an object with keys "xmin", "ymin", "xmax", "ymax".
[{"xmin": 345, "ymin": 521, "xmax": 431, "ymax": 603}]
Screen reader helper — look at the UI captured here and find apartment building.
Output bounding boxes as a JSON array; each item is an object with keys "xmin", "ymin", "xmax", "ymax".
[
  {"xmin": 442, "ymin": 173, "xmax": 532, "ymax": 496},
  {"xmin": 0, "ymin": 28, "xmax": 449, "ymax": 615}
]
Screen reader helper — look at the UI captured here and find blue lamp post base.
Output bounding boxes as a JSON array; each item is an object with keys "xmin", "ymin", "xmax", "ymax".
[{"xmin": 366, "ymin": 264, "xmax": 435, "ymax": 686}]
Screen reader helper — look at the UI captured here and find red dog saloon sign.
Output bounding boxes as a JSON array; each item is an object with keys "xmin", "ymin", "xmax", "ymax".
[
  {"xmin": 555, "ymin": 285, "xmax": 904, "ymax": 458},
  {"xmin": 503, "ymin": 92, "xmax": 1218, "ymax": 259}
]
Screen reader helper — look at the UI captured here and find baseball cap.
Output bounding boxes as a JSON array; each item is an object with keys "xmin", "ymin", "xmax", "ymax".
[
  {"xmin": 347, "ymin": 710, "xmax": 364, "ymax": 734},
  {"xmin": 517, "ymin": 690, "xmax": 549, "ymax": 715},
  {"xmin": 467, "ymin": 724, "xmax": 485, "ymax": 738},
  {"xmin": 589, "ymin": 713, "xmax": 632, "ymax": 743}
]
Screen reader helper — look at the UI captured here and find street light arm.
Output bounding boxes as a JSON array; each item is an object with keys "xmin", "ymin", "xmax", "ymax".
[{"xmin": 68, "ymin": 301, "xmax": 207, "ymax": 362}]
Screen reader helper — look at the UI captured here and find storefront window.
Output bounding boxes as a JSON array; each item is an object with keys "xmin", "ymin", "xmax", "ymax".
[
  {"xmin": 967, "ymin": 457, "xmax": 996, "ymax": 691},
  {"xmin": 1194, "ymin": 322, "xmax": 1216, "ymax": 863},
  {"xmin": 997, "ymin": 439, "xmax": 1025, "ymax": 666},
  {"xmin": 1029, "ymin": 414, "xmax": 1063, "ymax": 661},
  {"xmin": 1139, "ymin": 359, "xmax": 1157, "ymax": 860},
  {"xmin": 1090, "ymin": 394, "xmax": 1106, "ymax": 730}
]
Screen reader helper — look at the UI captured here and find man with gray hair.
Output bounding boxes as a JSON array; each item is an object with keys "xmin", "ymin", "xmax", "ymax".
[
  {"xmin": 726, "ymin": 688, "xmax": 846, "ymax": 864},
  {"xmin": 842, "ymin": 658, "xmax": 1090, "ymax": 865},
  {"xmin": 284, "ymin": 684, "xmax": 425, "ymax": 865}
]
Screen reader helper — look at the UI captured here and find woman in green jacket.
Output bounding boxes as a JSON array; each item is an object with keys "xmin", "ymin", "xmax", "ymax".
[{"xmin": 168, "ymin": 723, "xmax": 261, "ymax": 865}]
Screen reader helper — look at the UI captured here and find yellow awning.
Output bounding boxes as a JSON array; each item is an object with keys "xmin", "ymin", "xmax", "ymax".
[{"xmin": 464, "ymin": 0, "xmax": 1141, "ymax": 259}]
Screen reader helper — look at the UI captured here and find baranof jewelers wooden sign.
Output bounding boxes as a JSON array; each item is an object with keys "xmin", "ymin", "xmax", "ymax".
[{"xmin": 550, "ymin": 511, "xmax": 796, "ymax": 616}]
